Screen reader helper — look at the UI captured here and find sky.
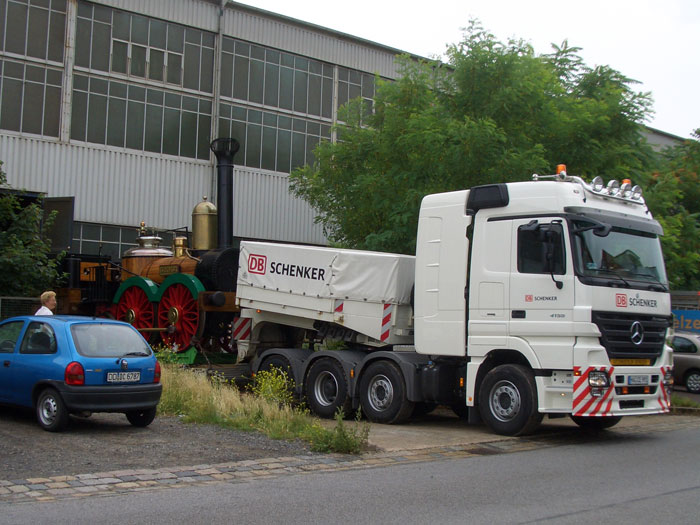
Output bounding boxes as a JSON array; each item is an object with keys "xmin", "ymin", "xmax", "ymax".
[{"xmin": 237, "ymin": 0, "xmax": 699, "ymax": 139}]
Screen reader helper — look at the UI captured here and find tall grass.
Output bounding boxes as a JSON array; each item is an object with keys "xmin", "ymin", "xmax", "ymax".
[{"xmin": 158, "ymin": 365, "xmax": 370, "ymax": 453}]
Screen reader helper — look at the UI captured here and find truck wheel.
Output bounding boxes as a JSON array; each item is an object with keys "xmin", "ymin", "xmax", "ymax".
[
  {"xmin": 36, "ymin": 388, "xmax": 69, "ymax": 432},
  {"xmin": 570, "ymin": 415, "xmax": 622, "ymax": 431},
  {"xmin": 259, "ymin": 355, "xmax": 293, "ymax": 380},
  {"xmin": 359, "ymin": 361, "xmax": 414, "ymax": 424},
  {"xmin": 305, "ymin": 358, "xmax": 352, "ymax": 419},
  {"xmin": 478, "ymin": 364, "xmax": 542, "ymax": 436}
]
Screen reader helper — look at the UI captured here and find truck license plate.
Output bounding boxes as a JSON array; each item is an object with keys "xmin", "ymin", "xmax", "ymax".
[
  {"xmin": 628, "ymin": 375, "xmax": 649, "ymax": 386},
  {"xmin": 107, "ymin": 371, "xmax": 140, "ymax": 383}
]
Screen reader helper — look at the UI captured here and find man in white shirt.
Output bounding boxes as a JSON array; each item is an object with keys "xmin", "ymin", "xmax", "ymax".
[{"xmin": 35, "ymin": 291, "xmax": 57, "ymax": 315}]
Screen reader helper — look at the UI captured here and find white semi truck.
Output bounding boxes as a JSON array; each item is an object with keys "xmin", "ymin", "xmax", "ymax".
[{"xmin": 234, "ymin": 168, "xmax": 673, "ymax": 435}]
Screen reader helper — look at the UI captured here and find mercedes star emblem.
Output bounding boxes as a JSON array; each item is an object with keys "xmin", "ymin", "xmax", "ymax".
[{"xmin": 630, "ymin": 321, "xmax": 644, "ymax": 345}]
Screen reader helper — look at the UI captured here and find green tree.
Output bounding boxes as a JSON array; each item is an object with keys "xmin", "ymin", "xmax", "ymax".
[
  {"xmin": 0, "ymin": 160, "xmax": 63, "ymax": 296},
  {"xmin": 644, "ymin": 130, "xmax": 700, "ymax": 290},
  {"xmin": 290, "ymin": 22, "xmax": 656, "ymax": 255}
]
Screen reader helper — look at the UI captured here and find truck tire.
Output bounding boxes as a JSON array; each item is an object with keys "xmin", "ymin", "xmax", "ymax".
[
  {"xmin": 478, "ymin": 364, "xmax": 543, "ymax": 436},
  {"xmin": 359, "ymin": 360, "xmax": 414, "ymax": 424},
  {"xmin": 570, "ymin": 415, "xmax": 622, "ymax": 431},
  {"xmin": 259, "ymin": 355, "xmax": 293, "ymax": 382},
  {"xmin": 305, "ymin": 358, "xmax": 352, "ymax": 419}
]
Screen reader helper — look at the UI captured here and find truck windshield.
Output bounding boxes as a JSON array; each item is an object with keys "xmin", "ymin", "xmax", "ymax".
[{"xmin": 571, "ymin": 219, "xmax": 668, "ymax": 290}]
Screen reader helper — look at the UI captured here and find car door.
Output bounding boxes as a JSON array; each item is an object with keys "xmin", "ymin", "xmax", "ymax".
[
  {"xmin": 0, "ymin": 320, "xmax": 26, "ymax": 402},
  {"xmin": 671, "ymin": 335, "xmax": 700, "ymax": 387},
  {"xmin": 10, "ymin": 321, "xmax": 60, "ymax": 407}
]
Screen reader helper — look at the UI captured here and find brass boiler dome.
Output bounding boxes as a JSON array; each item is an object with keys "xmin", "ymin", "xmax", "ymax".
[
  {"xmin": 121, "ymin": 223, "xmax": 173, "ymax": 280},
  {"xmin": 192, "ymin": 196, "xmax": 217, "ymax": 251}
]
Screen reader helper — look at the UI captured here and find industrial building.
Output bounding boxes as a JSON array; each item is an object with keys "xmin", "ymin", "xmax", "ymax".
[{"xmin": 0, "ymin": 0, "xmax": 409, "ymax": 260}]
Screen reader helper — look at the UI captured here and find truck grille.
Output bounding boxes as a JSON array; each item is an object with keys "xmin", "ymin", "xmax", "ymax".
[{"xmin": 591, "ymin": 311, "xmax": 670, "ymax": 361}]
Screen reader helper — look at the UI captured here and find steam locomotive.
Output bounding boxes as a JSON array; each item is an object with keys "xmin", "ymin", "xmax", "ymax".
[{"xmin": 56, "ymin": 139, "xmax": 242, "ymax": 357}]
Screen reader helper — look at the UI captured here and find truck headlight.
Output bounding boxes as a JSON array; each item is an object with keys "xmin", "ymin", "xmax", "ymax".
[
  {"xmin": 588, "ymin": 370, "xmax": 610, "ymax": 388},
  {"xmin": 663, "ymin": 371, "xmax": 674, "ymax": 394}
]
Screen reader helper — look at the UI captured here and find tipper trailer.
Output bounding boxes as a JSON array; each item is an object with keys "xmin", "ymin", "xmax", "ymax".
[{"xmin": 234, "ymin": 168, "xmax": 673, "ymax": 435}]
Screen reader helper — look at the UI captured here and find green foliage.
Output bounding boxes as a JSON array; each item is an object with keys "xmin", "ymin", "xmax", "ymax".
[
  {"xmin": 671, "ymin": 393, "xmax": 700, "ymax": 409},
  {"xmin": 0, "ymin": 160, "xmax": 63, "ymax": 296},
  {"xmin": 248, "ymin": 367, "xmax": 295, "ymax": 407},
  {"xmin": 159, "ymin": 364, "xmax": 369, "ymax": 454},
  {"xmin": 290, "ymin": 21, "xmax": 656, "ymax": 255},
  {"xmin": 645, "ymin": 130, "xmax": 700, "ymax": 289}
]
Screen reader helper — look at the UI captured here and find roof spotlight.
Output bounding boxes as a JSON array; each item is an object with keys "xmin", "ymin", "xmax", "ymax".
[
  {"xmin": 606, "ymin": 180, "xmax": 620, "ymax": 196},
  {"xmin": 631, "ymin": 185, "xmax": 643, "ymax": 200},
  {"xmin": 591, "ymin": 176, "xmax": 604, "ymax": 192},
  {"xmin": 620, "ymin": 181, "xmax": 632, "ymax": 198}
]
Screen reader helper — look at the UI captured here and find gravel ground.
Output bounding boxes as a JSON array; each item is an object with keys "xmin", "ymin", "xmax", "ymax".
[{"xmin": 0, "ymin": 406, "xmax": 318, "ymax": 481}]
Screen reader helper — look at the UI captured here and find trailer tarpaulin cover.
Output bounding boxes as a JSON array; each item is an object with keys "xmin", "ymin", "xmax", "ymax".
[{"xmin": 238, "ymin": 241, "xmax": 415, "ymax": 304}]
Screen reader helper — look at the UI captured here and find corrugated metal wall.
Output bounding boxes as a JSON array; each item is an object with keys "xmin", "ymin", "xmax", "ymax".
[
  {"xmin": 0, "ymin": 135, "xmax": 326, "ymax": 244},
  {"xmin": 95, "ymin": 0, "xmax": 403, "ymax": 78}
]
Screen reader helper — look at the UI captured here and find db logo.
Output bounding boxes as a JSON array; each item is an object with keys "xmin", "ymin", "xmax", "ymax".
[
  {"xmin": 616, "ymin": 293, "xmax": 628, "ymax": 308},
  {"xmin": 525, "ymin": 295, "xmax": 533, "ymax": 302},
  {"xmin": 249, "ymin": 254, "xmax": 267, "ymax": 275}
]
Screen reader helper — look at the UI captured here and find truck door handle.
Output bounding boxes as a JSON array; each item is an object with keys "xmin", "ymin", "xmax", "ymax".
[
  {"xmin": 512, "ymin": 310, "xmax": 526, "ymax": 319},
  {"xmin": 3, "ymin": 360, "xmax": 9, "ymax": 367}
]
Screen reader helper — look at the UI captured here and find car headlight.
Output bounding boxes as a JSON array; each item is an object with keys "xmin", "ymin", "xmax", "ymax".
[{"xmin": 588, "ymin": 370, "xmax": 610, "ymax": 388}]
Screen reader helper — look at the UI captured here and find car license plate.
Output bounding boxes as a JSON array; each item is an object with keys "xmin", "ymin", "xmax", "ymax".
[
  {"xmin": 628, "ymin": 375, "xmax": 649, "ymax": 386},
  {"xmin": 107, "ymin": 371, "xmax": 140, "ymax": 383}
]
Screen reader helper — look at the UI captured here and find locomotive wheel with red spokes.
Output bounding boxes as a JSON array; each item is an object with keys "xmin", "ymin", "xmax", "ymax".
[
  {"xmin": 115, "ymin": 285, "xmax": 157, "ymax": 342},
  {"xmin": 158, "ymin": 283, "xmax": 200, "ymax": 351}
]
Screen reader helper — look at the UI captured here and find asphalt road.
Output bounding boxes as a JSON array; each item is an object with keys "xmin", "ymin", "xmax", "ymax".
[{"xmin": 3, "ymin": 419, "xmax": 699, "ymax": 524}]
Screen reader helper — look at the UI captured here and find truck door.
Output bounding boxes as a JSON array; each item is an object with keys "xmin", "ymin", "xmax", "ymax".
[{"xmin": 509, "ymin": 218, "xmax": 576, "ymax": 369}]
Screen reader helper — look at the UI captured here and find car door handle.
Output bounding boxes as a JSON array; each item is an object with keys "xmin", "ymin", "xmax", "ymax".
[{"xmin": 3, "ymin": 360, "xmax": 9, "ymax": 367}]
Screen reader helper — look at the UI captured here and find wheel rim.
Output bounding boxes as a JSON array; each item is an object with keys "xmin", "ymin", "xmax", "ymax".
[
  {"xmin": 158, "ymin": 283, "xmax": 199, "ymax": 350},
  {"xmin": 116, "ymin": 286, "xmax": 155, "ymax": 339},
  {"xmin": 488, "ymin": 380, "xmax": 521, "ymax": 422},
  {"xmin": 687, "ymin": 373, "xmax": 700, "ymax": 392},
  {"xmin": 368, "ymin": 374, "xmax": 393, "ymax": 412},
  {"xmin": 314, "ymin": 370, "xmax": 339, "ymax": 407},
  {"xmin": 39, "ymin": 395, "xmax": 58, "ymax": 426}
]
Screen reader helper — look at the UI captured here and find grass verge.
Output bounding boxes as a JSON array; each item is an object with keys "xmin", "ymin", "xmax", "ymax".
[
  {"xmin": 671, "ymin": 393, "xmax": 700, "ymax": 409},
  {"xmin": 158, "ymin": 364, "xmax": 370, "ymax": 454}
]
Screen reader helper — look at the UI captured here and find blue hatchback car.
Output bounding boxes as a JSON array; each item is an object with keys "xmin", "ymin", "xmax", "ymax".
[{"xmin": 0, "ymin": 315, "xmax": 162, "ymax": 431}]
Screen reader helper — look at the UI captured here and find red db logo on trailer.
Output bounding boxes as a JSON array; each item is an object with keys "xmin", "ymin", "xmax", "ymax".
[
  {"xmin": 616, "ymin": 293, "xmax": 628, "ymax": 308},
  {"xmin": 249, "ymin": 254, "xmax": 267, "ymax": 275}
]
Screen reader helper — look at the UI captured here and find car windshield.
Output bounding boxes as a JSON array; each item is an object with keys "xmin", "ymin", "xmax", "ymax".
[
  {"xmin": 571, "ymin": 220, "xmax": 668, "ymax": 288},
  {"xmin": 71, "ymin": 323, "xmax": 152, "ymax": 358}
]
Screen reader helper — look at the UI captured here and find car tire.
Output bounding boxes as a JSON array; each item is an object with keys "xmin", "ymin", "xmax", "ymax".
[
  {"xmin": 570, "ymin": 415, "xmax": 622, "ymax": 431},
  {"xmin": 36, "ymin": 388, "xmax": 69, "ymax": 432},
  {"xmin": 305, "ymin": 358, "xmax": 352, "ymax": 419},
  {"xmin": 126, "ymin": 407, "xmax": 157, "ymax": 427},
  {"xmin": 478, "ymin": 364, "xmax": 543, "ymax": 436},
  {"xmin": 684, "ymin": 370, "xmax": 700, "ymax": 394}
]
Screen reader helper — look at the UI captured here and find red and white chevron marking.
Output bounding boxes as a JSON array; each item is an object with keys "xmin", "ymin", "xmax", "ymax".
[
  {"xmin": 334, "ymin": 300, "xmax": 344, "ymax": 314},
  {"xmin": 233, "ymin": 317, "xmax": 251, "ymax": 341},
  {"xmin": 658, "ymin": 366, "xmax": 672, "ymax": 412},
  {"xmin": 381, "ymin": 303, "xmax": 393, "ymax": 341},
  {"xmin": 572, "ymin": 366, "xmax": 615, "ymax": 417}
]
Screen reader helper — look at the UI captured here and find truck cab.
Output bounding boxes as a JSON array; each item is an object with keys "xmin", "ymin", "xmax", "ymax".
[{"xmin": 414, "ymin": 170, "xmax": 673, "ymax": 434}]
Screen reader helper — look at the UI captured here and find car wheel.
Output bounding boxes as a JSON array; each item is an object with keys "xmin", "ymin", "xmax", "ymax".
[
  {"xmin": 359, "ymin": 360, "xmax": 414, "ymax": 424},
  {"xmin": 570, "ymin": 415, "xmax": 622, "ymax": 431},
  {"xmin": 305, "ymin": 358, "xmax": 352, "ymax": 419},
  {"xmin": 36, "ymin": 388, "xmax": 69, "ymax": 432},
  {"xmin": 684, "ymin": 370, "xmax": 700, "ymax": 394},
  {"xmin": 126, "ymin": 407, "xmax": 157, "ymax": 427},
  {"xmin": 478, "ymin": 364, "xmax": 543, "ymax": 436}
]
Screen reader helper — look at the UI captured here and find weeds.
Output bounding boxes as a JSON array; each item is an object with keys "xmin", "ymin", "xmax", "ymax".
[
  {"xmin": 671, "ymin": 393, "xmax": 700, "ymax": 409},
  {"xmin": 158, "ymin": 364, "xmax": 370, "ymax": 454}
]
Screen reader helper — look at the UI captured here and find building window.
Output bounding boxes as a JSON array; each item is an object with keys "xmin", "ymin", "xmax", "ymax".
[
  {"xmin": 71, "ymin": 221, "xmax": 175, "ymax": 262},
  {"xmin": 75, "ymin": 1, "xmax": 213, "ymax": 95},
  {"xmin": 337, "ymin": 67, "xmax": 375, "ymax": 117},
  {"xmin": 0, "ymin": 0, "xmax": 67, "ymax": 64},
  {"xmin": 71, "ymin": 74, "xmax": 212, "ymax": 159},
  {"xmin": 0, "ymin": 59, "xmax": 62, "ymax": 136}
]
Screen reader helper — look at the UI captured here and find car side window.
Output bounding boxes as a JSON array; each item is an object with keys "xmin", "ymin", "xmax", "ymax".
[
  {"xmin": 0, "ymin": 321, "xmax": 24, "ymax": 353},
  {"xmin": 672, "ymin": 336, "xmax": 697, "ymax": 354},
  {"xmin": 20, "ymin": 322, "xmax": 57, "ymax": 355}
]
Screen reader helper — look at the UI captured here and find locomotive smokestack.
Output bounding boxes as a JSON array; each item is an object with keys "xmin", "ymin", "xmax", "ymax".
[{"xmin": 210, "ymin": 138, "xmax": 240, "ymax": 249}]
